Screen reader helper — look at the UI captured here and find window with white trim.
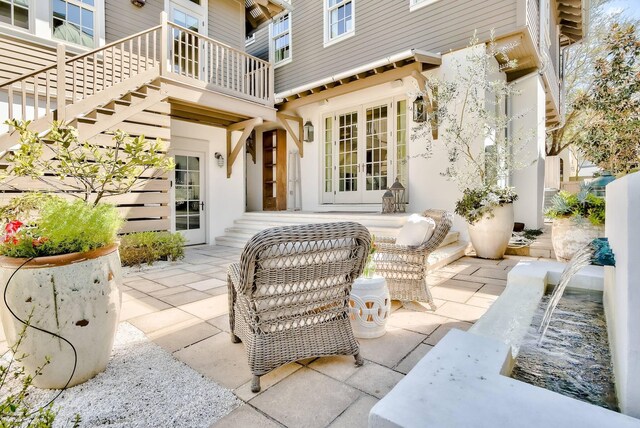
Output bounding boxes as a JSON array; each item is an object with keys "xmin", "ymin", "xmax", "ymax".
[
  {"xmin": 270, "ymin": 13, "xmax": 291, "ymax": 65},
  {"xmin": 325, "ymin": 0, "xmax": 353, "ymax": 45},
  {"xmin": 52, "ymin": 0, "xmax": 95, "ymax": 48},
  {"xmin": 409, "ymin": 0, "xmax": 439, "ymax": 12},
  {"xmin": 0, "ymin": 0, "xmax": 29, "ymax": 29}
]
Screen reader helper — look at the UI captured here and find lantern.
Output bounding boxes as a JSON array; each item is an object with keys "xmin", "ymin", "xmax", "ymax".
[
  {"xmin": 413, "ymin": 95, "xmax": 427, "ymax": 123},
  {"xmin": 303, "ymin": 120, "xmax": 314, "ymax": 142},
  {"xmin": 381, "ymin": 189, "xmax": 394, "ymax": 214},
  {"xmin": 390, "ymin": 177, "xmax": 406, "ymax": 213}
]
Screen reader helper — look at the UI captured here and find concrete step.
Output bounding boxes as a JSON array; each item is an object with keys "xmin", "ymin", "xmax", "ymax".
[{"xmin": 238, "ymin": 211, "xmax": 409, "ymax": 227}]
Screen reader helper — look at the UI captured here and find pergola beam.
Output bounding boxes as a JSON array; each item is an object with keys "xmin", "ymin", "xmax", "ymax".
[
  {"xmin": 276, "ymin": 113, "xmax": 304, "ymax": 158},
  {"xmin": 226, "ymin": 117, "xmax": 263, "ymax": 178}
]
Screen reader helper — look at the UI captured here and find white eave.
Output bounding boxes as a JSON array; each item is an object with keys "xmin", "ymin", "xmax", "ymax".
[{"xmin": 275, "ymin": 49, "xmax": 441, "ymax": 103}]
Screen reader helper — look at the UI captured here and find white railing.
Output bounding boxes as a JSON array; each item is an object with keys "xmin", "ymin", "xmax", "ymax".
[{"xmin": 166, "ymin": 20, "xmax": 273, "ymax": 104}]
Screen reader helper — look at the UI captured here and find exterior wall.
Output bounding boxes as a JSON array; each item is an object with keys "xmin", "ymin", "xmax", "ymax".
[
  {"xmin": 170, "ymin": 119, "xmax": 246, "ymax": 243},
  {"xmin": 604, "ymin": 171, "xmax": 640, "ymax": 418},
  {"xmin": 266, "ymin": 0, "xmax": 518, "ymax": 93},
  {"xmin": 511, "ymin": 73, "xmax": 546, "ymax": 229},
  {"xmin": 246, "ymin": 29, "xmax": 269, "ymax": 62},
  {"xmin": 105, "ymin": 0, "xmax": 163, "ymax": 43},
  {"xmin": 208, "ymin": 0, "xmax": 245, "ymax": 49}
]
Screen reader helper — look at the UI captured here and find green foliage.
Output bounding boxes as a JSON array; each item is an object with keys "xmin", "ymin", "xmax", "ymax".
[
  {"xmin": 119, "ymin": 231, "xmax": 186, "ymax": 267},
  {"xmin": 1, "ymin": 320, "xmax": 57, "ymax": 427},
  {"xmin": 455, "ymin": 185, "xmax": 518, "ymax": 225},
  {"xmin": 545, "ymin": 187, "xmax": 606, "ymax": 226},
  {"xmin": 2, "ymin": 120, "xmax": 174, "ymax": 205},
  {"xmin": 573, "ymin": 23, "xmax": 640, "ymax": 174},
  {"xmin": 0, "ymin": 193, "xmax": 57, "ymax": 225},
  {"xmin": 522, "ymin": 228, "xmax": 544, "ymax": 241},
  {"xmin": 0, "ymin": 196, "xmax": 123, "ymax": 258}
]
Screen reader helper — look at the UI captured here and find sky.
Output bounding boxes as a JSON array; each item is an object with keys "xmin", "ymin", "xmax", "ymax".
[{"xmin": 605, "ymin": 0, "xmax": 640, "ymax": 19}]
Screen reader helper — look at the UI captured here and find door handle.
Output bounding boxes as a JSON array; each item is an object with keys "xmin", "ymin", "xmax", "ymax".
[{"xmin": 200, "ymin": 201, "xmax": 205, "ymax": 211}]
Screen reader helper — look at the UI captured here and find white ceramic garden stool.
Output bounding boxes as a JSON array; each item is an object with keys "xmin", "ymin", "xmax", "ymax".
[{"xmin": 349, "ymin": 275, "xmax": 391, "ymax": 339}]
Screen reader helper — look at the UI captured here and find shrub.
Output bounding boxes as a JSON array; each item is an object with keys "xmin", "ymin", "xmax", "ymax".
[
  {"xmin": 0, "ymin": 196, "xmax": 122, "ymax": 258},
  {"xmin": 545, "ymin": 187, "xmax": 605, "ymax": 226},
  {"xmin": 119, "ymin": 231, "xmax": 186, "ymax": 267},
  {"xmin": 454, "ymin": 185, "xmax": 518, "ymax": 225}
]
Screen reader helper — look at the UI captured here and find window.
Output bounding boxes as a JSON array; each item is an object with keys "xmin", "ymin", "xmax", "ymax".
[
  {"xmin": 270, "ymin": 13, "xmax": 290, "ymax": 65},
  {"xmin": 0, "ymin": 0, "xmax": 29, "ymax": 29},
  {"xmin": 52, "ymin": 0, "xmax": 95, "ymax": 48},
  {"xmin": 325, "ymin": 0, "xmax": 353, "ymax": 46},
  {"xmin": 409, "ymin": 0, "xmax": 439, "ymax": 12},
  {"xmin": 245, "ymin": 33, "xmax": 255, "ymax": 46}
]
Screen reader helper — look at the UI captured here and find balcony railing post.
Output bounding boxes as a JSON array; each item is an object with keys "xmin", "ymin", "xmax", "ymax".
[
  {"xmin": 268, "ymin": 63, "xmax": 275, "ymax": 104},
  {"xmin": 56, "ymin": 44, "xmax": 67, "ymax": 122},
  {"xmin": 160, "ymin": 11, "xmax": 168, "ymax": 76}
]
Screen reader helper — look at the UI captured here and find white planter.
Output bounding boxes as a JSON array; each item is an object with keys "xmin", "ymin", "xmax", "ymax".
[
  {"xmin": 349, "ymin": 275, "xmax": 390, "ymax": 339},
  {"xmin": 0, "ymin": 245, "xmax": 122, "ymax": 389},
  {"xmin": 468, "ymin": 204, "xmax": 514, "ymax": 260},
  {"xmin": 552, "ymin": 218, "xmax": 605, "ymax": 262}
]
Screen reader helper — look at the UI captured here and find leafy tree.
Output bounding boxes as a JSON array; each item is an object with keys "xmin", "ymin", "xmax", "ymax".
[
  {"xmin": 2, "ymin": 120, "xmax": 174, "ymax": 205},
  {"xmin": 573, "ymin": 23, "xmax": 640, "ymax": 174}
]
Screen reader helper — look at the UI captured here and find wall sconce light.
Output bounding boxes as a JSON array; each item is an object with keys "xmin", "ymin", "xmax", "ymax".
[
  {"xmin": 303, "ymin": 120, "xmax": 314, "ymax": 142},
  {"xmin": 413, "ymin": 95, "xmax": 427, "ymax": 123},
  {"xmin": 131, "ymin": 0, "xmax": 146, "ymax": 6},
  {"xmin": 214, "ymin": 152, "xmax": 224, "ymax": 168}
]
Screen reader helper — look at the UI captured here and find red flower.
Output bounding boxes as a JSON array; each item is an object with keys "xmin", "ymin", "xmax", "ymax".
[{"xmin": 3, "ymin": 220, "xmax": 23, "ymax": 245}]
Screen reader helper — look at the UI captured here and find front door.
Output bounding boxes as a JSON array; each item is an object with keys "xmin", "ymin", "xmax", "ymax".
[{"xmin": 172, "ymin": 151, "xmax": 206, "ymax": 245}]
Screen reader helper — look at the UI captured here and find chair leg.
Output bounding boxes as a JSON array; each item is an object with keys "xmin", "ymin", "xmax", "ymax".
[
  {"xmin": 251, "ymin": 375, "xmax": 261, "ymax": 393},
  {"xmin": 354, "ymin": 352, "xmax": 364, "ymax": 367},
  {"xmin": 230, "ymin": 333, "xmax": 241, "ymax": 343}
]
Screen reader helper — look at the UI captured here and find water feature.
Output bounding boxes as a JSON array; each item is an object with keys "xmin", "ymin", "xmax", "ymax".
[{"xmin": 512, "ymin": 289, "xmax": 618, "ymax": 411}]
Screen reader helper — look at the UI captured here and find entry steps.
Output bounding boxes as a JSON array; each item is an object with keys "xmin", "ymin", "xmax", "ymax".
[{"xmin": 215, "ymin": 211, "xmax": 469, "ymax": 271}]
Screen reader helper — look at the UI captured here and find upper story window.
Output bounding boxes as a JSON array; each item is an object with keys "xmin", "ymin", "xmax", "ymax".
[
  {"xmin": 52, "ymin": 0, "xmax": 95, "ymax": 48},
  {"xmin": 271, "ymin": 13, "xmax": 291, "ymax": 65},
  {"xmin": 409, "ymin": 0, "xmax": 439, "ymax": 12},
  {"xmin": 0, "ymin": 0, "xmax": 29, "ymax": 29},
  {"xmin": 324, "ymin": 0, "xmax": 354, "ymax": 46}
]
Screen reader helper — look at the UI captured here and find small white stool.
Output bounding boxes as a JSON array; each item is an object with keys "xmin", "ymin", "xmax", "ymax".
[{"xmin": 349, "ymin": 275, "xmax": 391, "ymax": 339}]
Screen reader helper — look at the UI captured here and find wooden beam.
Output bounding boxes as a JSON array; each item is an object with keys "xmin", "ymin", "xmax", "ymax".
[
  {"xmin": 226, "ymin": 117, "xmax": 263, "ymax": 178},
  {"xmin": 276, "ymin": 113, "xmax": 303, "ymax": 158}
]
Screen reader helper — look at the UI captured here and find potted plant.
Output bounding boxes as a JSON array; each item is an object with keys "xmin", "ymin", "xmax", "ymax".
[
  {"xmin": 411, "ymin": 34, "xmax": 534, "ymax": 259},
  {"xmin": 545, "ymin": 187, "xmax": 605, "ymax": 262},
  {"xmin": 0, "ymin": 120, "xmax": 174, "ymax": 389}
]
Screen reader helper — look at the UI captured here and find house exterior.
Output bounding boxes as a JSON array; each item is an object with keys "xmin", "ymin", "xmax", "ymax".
[{"xmin": 0, "ymin": 0, "xmax": 587, "ymax": 246}]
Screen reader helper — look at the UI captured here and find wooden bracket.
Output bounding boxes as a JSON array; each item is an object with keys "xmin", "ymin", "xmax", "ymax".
[
  {"xmin": 412, "ymin": 70, "xmax": 438, "ymax": 140},
  {"xmin": 226, "ymin": 117, "xmax": 263, "ymax": 178},
  {"xmin": 276, "ymin": 113, "xmax": 303, "ymax": 158}
]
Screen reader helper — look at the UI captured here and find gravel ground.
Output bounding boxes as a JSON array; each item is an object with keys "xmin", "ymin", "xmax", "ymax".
[{"xmin": 27, "ymin": 323, "xmax": 241, "ymax": 427}]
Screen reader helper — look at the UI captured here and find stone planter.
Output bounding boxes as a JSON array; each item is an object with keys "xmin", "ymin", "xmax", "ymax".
[
  {"xmin": 0, "ymin": 244, "xmax": 122, "ymax": 389},
  {"xmin": 552, "ymin": 218, "xmax": 605, "ymax": 262},
  {"xmin": 468, "ymin": 204, "xmax": 514, "ymax": 260}
]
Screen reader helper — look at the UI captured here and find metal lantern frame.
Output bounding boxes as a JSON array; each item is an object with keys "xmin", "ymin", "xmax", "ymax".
[
  {"xmin": 381, "ymin": 189, "xmax": 395, "ymax": 214},
  {"xmin": 413, "ymin": 95, "xmax": 427, "ymax": 123},
  {"xmin": 303, "ymin": 120, "xmax": 314, "ymax": 142},
  {"xmin": 390, "ymin": 177, "xmax": 406, "ymax": 213}
]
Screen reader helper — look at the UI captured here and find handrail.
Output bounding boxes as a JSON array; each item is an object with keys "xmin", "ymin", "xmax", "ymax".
[{"xmin": 66, "ymin": 25, "xmax": 162, "ymax": 64}]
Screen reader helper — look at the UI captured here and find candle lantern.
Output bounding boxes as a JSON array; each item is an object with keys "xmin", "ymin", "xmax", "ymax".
[
  {"xmin": 381, "ymin": 189, "xmax": 394, "ymax": 214},
  {"xmin": 390, "ymin": 177, "xmax": 406, "ymax": 213}
]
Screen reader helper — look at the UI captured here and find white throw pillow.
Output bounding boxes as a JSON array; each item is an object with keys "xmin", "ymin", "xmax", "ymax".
[{"xmin": 395, "ymin": 214, "xmax": 436, "ymax": 246}]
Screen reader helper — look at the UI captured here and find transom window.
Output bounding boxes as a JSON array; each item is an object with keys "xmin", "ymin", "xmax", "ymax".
[
  {"xmin": 0, "ymin": 0, "xmax": 29, "ymax": 29},
  {"xmin": 271, "ymin": 13, "xmax": 291, "ymax": 65},
  {"xmin": 52, "ymin": 0, "xmax": 95, "ymax": 48},
  {"xmin": 325, "ymin": 0, "xmax": 353, "ymax": 45},
  {"xmin": 409, "ymin": 0, "xmax": 440, "ymax": 11}
]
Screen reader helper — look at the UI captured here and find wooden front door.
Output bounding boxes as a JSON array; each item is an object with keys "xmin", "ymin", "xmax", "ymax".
[{"xmin": 263, "ymin": 130, "xmax": 287, "ymax": 211}]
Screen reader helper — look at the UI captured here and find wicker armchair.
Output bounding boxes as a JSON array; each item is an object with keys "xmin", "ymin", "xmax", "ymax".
[
  {"xmin": 373, "ymin": 209, "xmax": 453, "ymax": 309},
  {"xmin": 227, "ymin": 222, "xmax": 371, "ymax": 393}
]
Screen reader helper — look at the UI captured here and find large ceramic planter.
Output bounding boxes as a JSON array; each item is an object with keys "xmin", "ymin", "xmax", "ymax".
[
  {"xmin": 468, "ymin": 204, "xmax": 514, "ymax": 259},
  {"xmin": 0, "ymin": 244, "xmax": 122, "ymax": 389},
  {"xmin": 552, "ymin": 218, "xmax": 605, "ymax": 262}
]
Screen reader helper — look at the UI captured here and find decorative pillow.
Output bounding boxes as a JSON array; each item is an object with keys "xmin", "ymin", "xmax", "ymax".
[{"xmin": 395, "ymin": 214, "xmax": 436, "ymax": 246}]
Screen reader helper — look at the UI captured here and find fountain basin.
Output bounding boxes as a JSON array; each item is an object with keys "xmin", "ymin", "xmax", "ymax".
[{"xmin": 370, "ymin": 261, "xmax": 640, "ymax": 428}]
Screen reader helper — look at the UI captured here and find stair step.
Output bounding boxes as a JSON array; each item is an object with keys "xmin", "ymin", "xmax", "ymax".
[
  {"xmin": 75, "ymin": 116, "xmax": 97, "ymax": 124},
  {"xmin": 95, "ymin": 107, "xmax": 116, "ymax": 115}
]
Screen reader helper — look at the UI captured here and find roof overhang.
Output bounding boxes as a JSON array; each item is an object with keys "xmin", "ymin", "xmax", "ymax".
[
  {"xmin": 246, "ymin": 0, "xmax": 291, "ymax": 34},
  {"xmin": 557, "ymin": 0, "xmax": 590, "ymax": 46},
  {"xmin": 276, "ymin": 49, "xmax": 441, "ymax": 107}
]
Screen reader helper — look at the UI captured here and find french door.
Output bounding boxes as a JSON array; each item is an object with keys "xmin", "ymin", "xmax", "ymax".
[
  {"xmin": 171, "ymin": 151, "xmax": 206, "ymax": 245},
  {"xmin": 169, "ymin": 1, "xmax": 206, "ymax": 78},
  {"xmin": 324, "ymin": 99, "xmax": 407, "ymax": 204}
]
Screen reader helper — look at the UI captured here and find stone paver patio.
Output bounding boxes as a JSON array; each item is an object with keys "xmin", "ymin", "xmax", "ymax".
[{"xmin": 0, "ymin": 244, "xmax": 553, "ymax": 427}]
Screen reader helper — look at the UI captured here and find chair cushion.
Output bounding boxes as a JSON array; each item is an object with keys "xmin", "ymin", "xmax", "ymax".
[{"xmin": 395, "ymin": 214, "xmax": 436, "ymax": 246}]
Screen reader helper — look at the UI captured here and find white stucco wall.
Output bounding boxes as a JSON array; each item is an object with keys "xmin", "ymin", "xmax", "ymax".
[
  {"xmin": 604, "ymin": 171, "xmax": 640, "ymax": 418},
  {"xmin": 170, "ymin": 119, "xmax": 245, "ymax": 243},
  {"xmin": 511, "ymin": 73, "xmax": 546, "ymax": 229}
]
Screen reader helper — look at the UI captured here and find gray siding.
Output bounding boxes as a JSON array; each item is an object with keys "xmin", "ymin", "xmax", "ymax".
[
  {"xmin": 209, "ymin": 0, "xmax": 244, "ymax": 49},
  {"xmin": 247, "ymin": 27, "xmax": 270, "ymax": 61},
  {"xmin": 274, "ymin": 0, "xmax": 519, "ymax": 93},
  {"xmin": 105, "ymin": 0, "xmax": 163, "ymax": 43}
]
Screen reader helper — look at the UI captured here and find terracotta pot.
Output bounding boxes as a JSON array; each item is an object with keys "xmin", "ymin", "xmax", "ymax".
[
  {"xmin": 468, "ymin": 204, "xmax": 514, "ymax": 259},
  {"xmin": 0, "ymin": 244, "xmax": 122, "ymax": 389},
  {"xmin": 552, "ymin": 218, "xmax": 605, "ymax": 262}
]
